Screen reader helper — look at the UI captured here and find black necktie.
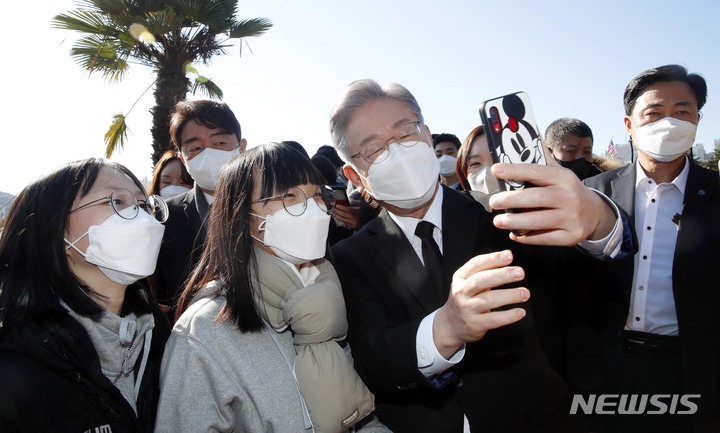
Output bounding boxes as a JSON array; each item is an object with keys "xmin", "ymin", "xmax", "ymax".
[{"xmin": 415, "ymin": 221, "xmax": 444, "ymax": 294}]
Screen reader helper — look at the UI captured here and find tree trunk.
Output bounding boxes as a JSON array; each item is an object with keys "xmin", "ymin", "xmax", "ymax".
[{"xmin": 150, "ymin": 64, "xmax": 190, "ymax": 166}]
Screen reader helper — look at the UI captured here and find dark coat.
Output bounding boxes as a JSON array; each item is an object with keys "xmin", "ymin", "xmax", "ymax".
[
  {"xmin": 155, "ymin": 185, "xmax": 210, "ymax": 312},
  {"xmin": 331, "ymin": 186, "xmax": 587, "ymax": 433},
  {"xmin": 0, "ymin": 303, "xmax": 170, "ymax": 433}
]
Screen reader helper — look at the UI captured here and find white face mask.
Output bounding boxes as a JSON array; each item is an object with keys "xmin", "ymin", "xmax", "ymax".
[
  {"xmin": 360, "ymin": 141, "xmax": 440, "ymax": 209},
  {"xmin": 437, "ymin": 154, "xmax": 458, "ymax": 177},
  {"xmin": 184, "ymin": 147, "xmax": 240, "ymax": 190},
  {"xmin": 633, "ymin": 117, "xmax": 697, "ymax": 162},
  {"xmin": 65, "ymin": 210, "xmax": 166, "ymax": 286},
  {"xmin": 159, "ymin": 184, "xmax": 191, "ymax": 199},
  {"xmin": 467, "ymin": 166, "xmax": 500, "ymax": 195},
  {"xmin": 251, "ymin": 200, "xmax": 331, "ymax": 265}
]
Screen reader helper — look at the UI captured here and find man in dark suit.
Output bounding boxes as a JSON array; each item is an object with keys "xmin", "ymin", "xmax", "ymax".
[
  {"xmin": 155, "ymin": 100, "xmax": 247, "ymax": 314},
  {"xmin": 328, "ymin": 79, "xmax": 627, "ymax": 433},
  {"xmin": 578, "ymin": 64, "xmax": 719, "ymax": 433}
]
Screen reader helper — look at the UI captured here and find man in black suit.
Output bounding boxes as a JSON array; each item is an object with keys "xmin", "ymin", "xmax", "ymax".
[
  {"xmin": 328, "ymin": 79, "xmax": 627, "ymax": 433},
  {"xmin": 577, "ymin": 64, "xmax": 719, "ymax": 433},
  {"xmin": 155, "ymin": 100, "xmax": 247, "ymax": 314}
]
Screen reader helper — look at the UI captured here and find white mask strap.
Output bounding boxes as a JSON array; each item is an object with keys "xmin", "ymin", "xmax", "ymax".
[
  {"xmin": 63, "ymin": 231, "xmax": 89, "ymax": 256},
  {"xmin": 249, "ymin": 212, "xmax": 268, "ymax": 245},
  {"xmin": 249, "ymin": 212, "xmax": 267, "ymax": 231}
]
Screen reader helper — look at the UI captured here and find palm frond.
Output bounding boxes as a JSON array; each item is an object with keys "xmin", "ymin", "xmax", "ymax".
[
  {"xmin": 76, "ymin": 0, "xmax": 130, "ymax": 17},
  {"xmin": 51, "ymin": 10, "xmax": 113, "ymax": 34},
  {"xmin": 172, "ymin": 0, "xmax": 230, "ymax": 29},
  {"xmin": 71, "ymin": 35, "xmax": 130, "ymax": 80},
  {"xmin": 143, "ymin": 9, "xmax": 186, "ymax": 36},
  {"xmin": 227, "ymin": 18, "xmax": 272, "ymax": 39},
  {"xmin": 190, "ymin": 77, "xmax": 223, "ymax": 99},
  {"xmin": 105, "ymin": 114, "xmax": 129, "ymax": 157}
]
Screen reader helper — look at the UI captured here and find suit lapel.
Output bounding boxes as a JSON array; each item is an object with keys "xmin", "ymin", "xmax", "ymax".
[
  {"xmin": 365, "ymin": 188, "xmax": 486, "ymax": 313},
  {"xmin": 675, "ymin": 163, "xmax": 718, "ymax": 261},
  {"xmin": 183, "ymin": 189, "xmax": 207, "ymax": 248},
  {"xmin": 368, "ymin": 210, "xmax": 444, "ymax": 312},
  {"xmin": 440, "ymin": 187, "xmax": 483, "ymax": 291},
  {"xmin": 609, "ymin": 164, "xmax": 637, "ymax": 220}
]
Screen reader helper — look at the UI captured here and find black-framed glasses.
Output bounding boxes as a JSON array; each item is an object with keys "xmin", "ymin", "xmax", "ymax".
[
  {"xmin": 252, "ymin": 185, "xmax": 336, "ymax": 216},
  {"xmin": 70, "ymin": 188, "xmax": 169, "ymax": 223},
  {"xmin": 350, "ymin": 121, "xmax": 423, "ymax": 165}
]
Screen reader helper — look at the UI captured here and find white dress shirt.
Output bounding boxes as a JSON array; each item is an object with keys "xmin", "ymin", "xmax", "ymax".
[{"xmin": 626, "ymin": 158, "xmax": 689, "ymax": 336}]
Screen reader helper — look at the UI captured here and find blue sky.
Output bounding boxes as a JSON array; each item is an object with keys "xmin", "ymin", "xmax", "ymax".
[{"xmin": 1, "ymin": 0, "xmax": 718, "ymax": 194}]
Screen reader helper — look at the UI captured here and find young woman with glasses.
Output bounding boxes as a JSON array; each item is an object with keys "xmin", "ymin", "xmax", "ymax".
[
  {"xmin": 156, "ymin": 142, "xmax": 390, "ymax": 433},
  {"xmin": 0, "ymin": 158, "xmax": 170, "ymax": 432}
]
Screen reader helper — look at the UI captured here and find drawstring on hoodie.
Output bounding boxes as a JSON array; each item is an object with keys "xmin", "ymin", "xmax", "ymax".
[{"xmin": 119, "ymin": 317, "xmax": 153, "ymax": 388}]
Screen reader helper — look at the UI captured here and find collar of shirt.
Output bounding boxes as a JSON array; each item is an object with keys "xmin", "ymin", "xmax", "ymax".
[
  {"xmin": 388, "ymin": 184, "xmax": 444, "ymax": 253},
  {"xmin": 634, "ymin": 156, "xmax": 690, "ymax": 196},
  {"xmin": 283, "ymin": 260, "xmax": 321, "ymax": 286}
]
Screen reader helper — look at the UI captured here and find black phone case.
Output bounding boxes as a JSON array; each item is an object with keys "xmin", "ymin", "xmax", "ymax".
[{"xmin": 479, "ymin": 91, "xmax": 546, "ymax": 192}]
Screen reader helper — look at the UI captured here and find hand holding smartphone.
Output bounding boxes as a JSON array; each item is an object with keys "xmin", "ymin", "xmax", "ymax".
[{"xmin": 479, "ymin": 91, "xmax": 546, "ymax": 235}]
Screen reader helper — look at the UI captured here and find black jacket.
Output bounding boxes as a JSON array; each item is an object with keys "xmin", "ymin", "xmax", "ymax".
[
  {"xmin": 0, "ymin": 305, "xmax": 169, "ymax": 432},
  {"xmin": 155, "ymin": 185, "xmax": 209, "ymax": 314},
  {"xmin": 331, "ymin": 186, "xmax": 589, "ymax": 433}
]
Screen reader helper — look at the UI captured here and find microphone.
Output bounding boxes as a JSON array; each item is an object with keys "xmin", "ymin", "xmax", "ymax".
[{"xmin": 672, "ymin": 213, "xmax": 681, "ymax": 225}]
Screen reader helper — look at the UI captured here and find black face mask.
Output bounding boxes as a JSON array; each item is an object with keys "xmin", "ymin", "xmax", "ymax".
[{"xmin": 556, "ymin": 157, "xmax": 603, "ymax": 180}]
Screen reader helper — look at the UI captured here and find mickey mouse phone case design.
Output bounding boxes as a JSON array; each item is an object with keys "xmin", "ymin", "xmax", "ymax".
[{"xmin": 479, "ymin": 91, "xmax": 547, "ymax": 192}]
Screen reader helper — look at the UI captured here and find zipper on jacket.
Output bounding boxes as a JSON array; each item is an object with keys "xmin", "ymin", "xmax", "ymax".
[{"xmin": 46, "ymin": 327, "xmax": 143, "ymax": 432}]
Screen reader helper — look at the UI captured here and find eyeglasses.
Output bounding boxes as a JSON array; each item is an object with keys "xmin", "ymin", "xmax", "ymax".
[
  {"xmin": 252, "ymin": 185, "xmax": 336, "ymax": 216},
  {"xmin": 350, "ymin": 121, "xmax": 424, "ymax": 165},
  {"xmin": 70, "ymin": 188, "xmax": 169, "ymax": 223}
]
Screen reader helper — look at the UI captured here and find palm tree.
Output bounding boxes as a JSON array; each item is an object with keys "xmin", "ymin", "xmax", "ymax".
[{"xmin": 52, "ymin": 0, "xmax": 272, "ymax": 165}]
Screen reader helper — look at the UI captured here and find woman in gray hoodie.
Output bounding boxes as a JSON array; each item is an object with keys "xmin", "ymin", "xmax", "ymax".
[{"xmin": 155, "ymin": 142, "xmax": 390, "ymax": 433}]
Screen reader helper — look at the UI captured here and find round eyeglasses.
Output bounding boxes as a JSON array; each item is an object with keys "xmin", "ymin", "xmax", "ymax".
[
  {"xmin": 252, "ymin": 185, "xmax": 336, "ymax": 216},
  {"xmin": 350, "ymin": 121, "xmax": 424, "ymax": 165},
  {"xmin": 70, "ymin": 188, "xmax": 169, "ymax": 223}
]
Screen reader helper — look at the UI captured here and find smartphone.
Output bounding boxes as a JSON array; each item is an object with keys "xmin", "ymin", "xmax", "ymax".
[
  {"xmin": 479, "ymin": 91, "xmax": 547, "ymax": 192},
  {"xmin": 331, "ymin": 185, "xmax": 349, "ymax": 206},
  {"xmin": 479, "ymin": 91, "xmax": 547, "ymax": 235}
]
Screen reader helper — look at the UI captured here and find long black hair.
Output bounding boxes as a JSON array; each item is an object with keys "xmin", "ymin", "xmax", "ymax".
[
  {"xmin": 0, "ymin": 158, "xmax": 150, "ymax": 337},
  {"xmin": 176, "ymin": 142, "xmax": 325, "ymax": 331}
]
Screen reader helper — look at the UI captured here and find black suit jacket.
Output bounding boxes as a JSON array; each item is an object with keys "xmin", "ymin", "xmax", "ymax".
[
  {"xmin": 582, "ymin": 161, "xmax": 720, "ymax": 432},
  {"xmin": 332, "ymin": 186, "xmax": 584, "ymax": 433},
  {"xmin": 155, "ymin": 185, "xmax": 210, "ymax": 311}
]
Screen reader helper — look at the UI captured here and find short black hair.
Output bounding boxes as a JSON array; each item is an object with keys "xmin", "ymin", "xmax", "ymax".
[
  {"xmin": 432, "ymin": 133, "xmax": 462, "ymax": 150},
  {"xmin": 544, "ymin": 118, "xmax": 594, "ymax": 149},
  {"xmin": 624, "ymin": 64, "xmax": 707, "ymax": 115},
  {"xmin": 315, "ymin": 145, "xmax": 346, "ymax": 168},
  {"xmin": 169, "ymin": 100, "xmax": 242, "ymax": 150},
  {"xmin": 280, "ymin": 140, "xmax": 309, "ymax": 159},
  {"xmin": 311, "ymin": 154, "xmax": 339, "ymax": 185}
]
